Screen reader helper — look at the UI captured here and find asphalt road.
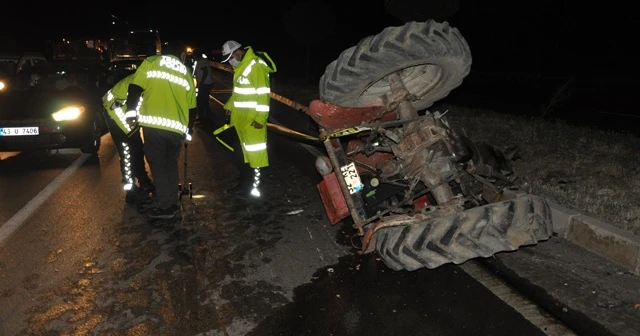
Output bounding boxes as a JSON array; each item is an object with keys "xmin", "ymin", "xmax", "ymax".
[
  {"xmin": 1, "ymin": 70, "xmax": 637, "ymax": 336},
  {"xmin": 0, "ymin": 100, "xmax": 558, "ymax": 335}
]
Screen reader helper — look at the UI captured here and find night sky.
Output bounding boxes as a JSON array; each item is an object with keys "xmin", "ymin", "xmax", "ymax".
[
  {"xmin": 1, "ymin": 0, "xmax": 637, "ymax": 123},
  {"xmin": 1, "ymin": 0, "xmax": 636, "ymax": 77}
]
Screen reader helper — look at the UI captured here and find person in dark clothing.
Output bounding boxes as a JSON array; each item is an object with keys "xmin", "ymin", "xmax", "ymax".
[{"xmin": 193, "ymin": 49, "xmax": 215, "ymax": 123}]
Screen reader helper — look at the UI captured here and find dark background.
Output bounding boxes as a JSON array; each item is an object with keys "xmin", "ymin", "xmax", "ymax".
[{"xmin": 1, "ymin": 0, "xmax": 638, "ymax": 131}]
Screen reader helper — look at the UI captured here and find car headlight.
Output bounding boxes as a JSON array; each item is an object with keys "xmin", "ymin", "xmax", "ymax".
[
  {"xmin": 52, "ymin": 106, "xmax": 85, "ymax": 121},
  {"xmin": 0, "ymin": 80, "xmax": 5, "ymax": 91}
]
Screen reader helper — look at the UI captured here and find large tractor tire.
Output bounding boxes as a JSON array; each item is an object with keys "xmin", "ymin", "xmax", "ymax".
[
  {"xmin": 319, "ymin": 20, "xmax": 471, "ymax": 111},
  {"xmin": 375, "ymin": 194, "xmax": 553, "ymax": 271}
]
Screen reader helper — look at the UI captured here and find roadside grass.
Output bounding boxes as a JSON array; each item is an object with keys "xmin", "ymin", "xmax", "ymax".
[
  {"xmin": 440, "ymin": 104, "xmax": 640, "ymax": 236},
  {"xmin": 274, "ymin": 82, "xmax": 640, "ymax": 236}
]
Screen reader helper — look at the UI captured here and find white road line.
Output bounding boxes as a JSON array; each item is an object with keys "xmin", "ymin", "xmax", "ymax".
[
  {"xmin": 459, "ymin": 261, "xmax": 576, "ymax": 336},
  {"xmin": 0, "ymin": 153, "xmax": 91, "ymax": 246}
]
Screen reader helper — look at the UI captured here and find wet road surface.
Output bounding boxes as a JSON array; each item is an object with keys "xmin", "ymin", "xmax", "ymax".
[
  {"xmin": 0, "ymin": 114, "xmax": 554, "ymax": 335},
  {"xmin": 250, "ymin": 251, "xmax": 548, "ymax": 336},
  {"xmin": 0, "ymin": 69, "xmax": 612, "ymax": 335}
]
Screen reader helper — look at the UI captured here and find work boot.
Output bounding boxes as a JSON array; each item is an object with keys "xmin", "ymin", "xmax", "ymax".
[
  {"xmin": 126, "ymin": 187, "xmax": 150, "ymax": 204},
  {"xmin": 148, "ymin": 204, "xmax": 181, "ymax": 219},
  {"xmin": 136, "ymin": 194, "xmax": 154, "ymax": 205},
  {"xmin": 234, "ymin": 186, "xmax": 261, "ymax": 201},
  {"xmin": 225, "ymin": 175, "xmax": 252, "ymax": 194},
  {"xmin": 139, "ymin": 180, "xmax": 156, "ymax": 194},
  {"xmin": 136, "ymin": 196, "xmax": 157, "ymax": 214},
  {"xmin": 225, "ymin": 181, "xmax": 243, "ymax": 194},
  {"xmin": 235, "ymin": 167, "xmax": 263, "ymax": 200},
  {"xmin": 125, "ymin": 190, "xmax": 137, "ymax": 203}
]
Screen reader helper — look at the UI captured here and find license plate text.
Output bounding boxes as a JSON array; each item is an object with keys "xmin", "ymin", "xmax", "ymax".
[
  {"xmin": 0, "ymin": 127, "xmax": 40, "ymax": 136},
  {"xmin": 340, "ymin": 162, "xmax": 364, "ymax": 194}
]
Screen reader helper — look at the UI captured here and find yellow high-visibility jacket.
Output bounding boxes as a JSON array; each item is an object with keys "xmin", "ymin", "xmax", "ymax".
[
  {"xmin": 223, "ymin": 46, "xmax": 277, "ymax": 168},
  {"xmin": 129, "ymin": 55, "xmax": 197, "ymax": 136},
  {"xmin": 102, "ymin": 74, "xmax": 134, "ymax": 134}
]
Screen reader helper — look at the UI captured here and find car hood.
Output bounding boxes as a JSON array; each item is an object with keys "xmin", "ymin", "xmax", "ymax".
[{"xmin": 0, "ymin": 88, "xmax": 95, "ymax": 121}]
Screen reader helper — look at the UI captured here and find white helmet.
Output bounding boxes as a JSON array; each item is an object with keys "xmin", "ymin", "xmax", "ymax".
[{"xmin": 221, "ymin": 40, "xmax": 241, "ymax": 62}]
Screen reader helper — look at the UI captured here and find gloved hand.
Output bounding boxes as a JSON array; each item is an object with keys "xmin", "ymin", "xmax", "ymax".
[
  {"xmin": 124, "ymin": 110, "xmax": 138, "ymax": 131},
  {"xmin": 110, "ymin": 100, "xmax": 124, "ymax": 110},
  {"xmin": 125, "ymin": 115, "xmax": 138, "ymax": 130},
  {"xmin": 184, "ymin": 128, "xmax": 193, "ymax": 143}
]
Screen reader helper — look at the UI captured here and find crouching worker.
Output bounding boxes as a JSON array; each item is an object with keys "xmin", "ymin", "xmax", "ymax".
[{"xmin": 102, "ymin": 74, "xmax": 155, "ymax": 203}]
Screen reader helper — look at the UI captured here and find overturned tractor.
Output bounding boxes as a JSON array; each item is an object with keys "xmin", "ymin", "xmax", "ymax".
[{"xmin": 307, "ymin": 20, "xmax": 552, "ymax": 271}]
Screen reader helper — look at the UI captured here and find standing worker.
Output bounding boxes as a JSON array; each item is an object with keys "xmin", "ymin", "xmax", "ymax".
[
  {"xmin": 219, "ymin": 40, "xmax": 277, "ymax": 200},
  {"xmin": 102, "ymin": 73, "xmax": 155, "ymax": 203},
  {"xmin": 181, "ymin": 46, "xmax": 196, "ymax": 75},
  {"xmin": 124, "ymin": 48, "xmax": 197, "ymax": 219},
  {"xmin": 193, "ymin": 49, "xmax": 215, "ymax": 123}
]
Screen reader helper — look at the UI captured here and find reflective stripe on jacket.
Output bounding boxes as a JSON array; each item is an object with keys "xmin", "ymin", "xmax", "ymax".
[
  {"xmin": 223, "ymin": 47, "xmax": 277, "ymax": 168},
  {"xmin": 102, "ymin": 74, "xmax": 135, "ymax": 134},
  {"xmin": 130, "ymin": 55, "xmax": 197, "ymax": 135}
]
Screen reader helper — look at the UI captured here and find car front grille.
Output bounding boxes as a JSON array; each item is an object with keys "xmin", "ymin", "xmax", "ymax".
[
  {"xmin": 0, "ymin": 119, "xmax": 63, "ymax": 150},
  {"xmin": 0, "ymin": 134, "xmax": 60, "ymax": 149},
  {"xmin": 0, "ymin": 117, "xmax": 89, "ymax": 151}
]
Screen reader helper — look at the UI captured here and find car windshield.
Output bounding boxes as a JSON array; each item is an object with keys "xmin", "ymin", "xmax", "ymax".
[
  {"xmin": 109, "ymin": 60, "xmax": 141, "ymax": 72},
  {"xmin": 9, "ymin": 65, "xmax": 101, "ymax": 93},
  {"xmin": 108, "ymin": 60, "xmax": 142, "ymax": 82}
]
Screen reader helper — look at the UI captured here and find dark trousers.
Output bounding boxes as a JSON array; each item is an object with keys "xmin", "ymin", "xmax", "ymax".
[
  {"xmin": 230, "ymin": 129, "xmax": 253, "ymax": 189},
  {"xmin": 106, "ymin": 117, "xmax": 151, "ymax": 186},
  {"xmin": 143, "ymin": 127, "xmax": 183, "ymax": 209},
  {"xmin": 197, "ymin": 83, "xmax": 214, "ymax": 121}
]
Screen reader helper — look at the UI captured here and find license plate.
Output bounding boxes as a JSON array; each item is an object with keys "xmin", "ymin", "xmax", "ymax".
[
  {"xmin": 340, "ymin": 162, "xmax": 364, "ymax": 194},
  {"xmin": 0, "ymin": 127, "xmax": 39, "ymax": 136}
]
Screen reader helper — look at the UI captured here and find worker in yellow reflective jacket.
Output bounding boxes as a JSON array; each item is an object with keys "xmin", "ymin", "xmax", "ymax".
[
  {"xmin": 101, "ymin": 74, "xmax": 155, "ymax": 203},
  {"xmin": 124, "ymin": 49, "xmax": 197, "ymax": 219},
  {"xmin": 220, "ymin": 40, "xmax": 277, "ymax": 200}
]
